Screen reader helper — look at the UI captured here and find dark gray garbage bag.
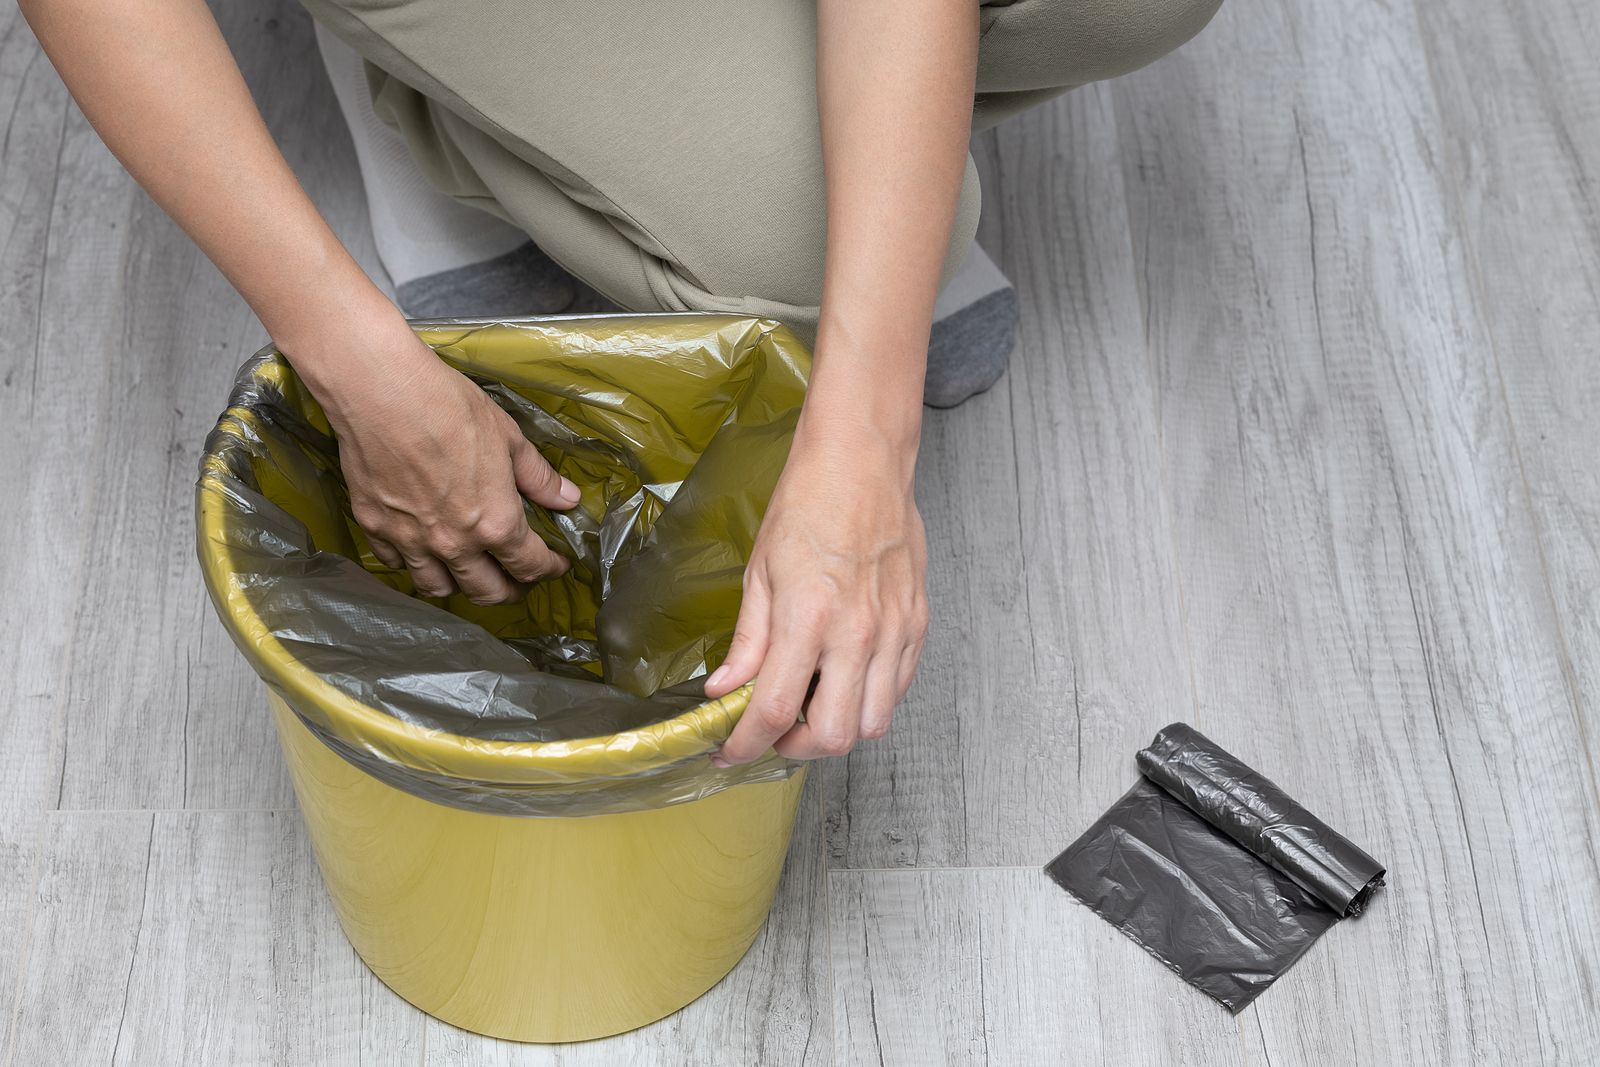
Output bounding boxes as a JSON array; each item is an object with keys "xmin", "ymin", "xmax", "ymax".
[{"xmin": 1045, "ymin": 723, "xmax": 1385, "ymax": 1012}]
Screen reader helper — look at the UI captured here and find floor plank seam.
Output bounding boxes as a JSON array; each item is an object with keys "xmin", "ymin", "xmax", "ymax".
[
  {"xmin": 5, "ymin": 0, "xmax": 1600, "ymax": 1059},
  {"xmin": 826, "ymin": 865, "xmax": 1046, "ymax": 875},
  {"xmin": 46, "ymin": 808, "xmax": 296, "ymax": 817}
]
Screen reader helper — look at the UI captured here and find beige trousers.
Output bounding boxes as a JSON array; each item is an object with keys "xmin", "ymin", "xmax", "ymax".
[{"xmin": 301, "ymin": 0, "xmax": 1222, "ymax": 337}]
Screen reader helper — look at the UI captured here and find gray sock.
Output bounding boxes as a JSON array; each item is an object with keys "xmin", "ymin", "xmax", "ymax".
[
  {"xmin": 397, "ymin": 241, "xmax": 621, "ymax": 319},
  {"xmin": 924, "ymin": 244, "xmax": 1018, "ymax": 408}
]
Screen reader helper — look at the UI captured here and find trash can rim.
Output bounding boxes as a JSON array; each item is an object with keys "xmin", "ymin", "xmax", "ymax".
[{"xmin": 197, "ymin": 313, "xmax": 774, "ymax": 786}]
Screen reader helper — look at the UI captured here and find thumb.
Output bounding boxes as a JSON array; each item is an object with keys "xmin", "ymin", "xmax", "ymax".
[
  {"xmin": 705, "ymin": 574, "xmax": 771, "ymax": 697},
  {"xmin": 511, "ymin": 437, "xmax": 580, "ymax": 511}
]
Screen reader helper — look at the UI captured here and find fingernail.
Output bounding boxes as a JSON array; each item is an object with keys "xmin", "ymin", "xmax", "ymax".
[
  {"xmin": 710, "ymin": 755, "xmax": 730, "ymax": 769},
  {"xmin": 558, "ymin": 477, "xmax": 581, "ymax": 504},
  {"xmin": 706, "ymin": 665, "xmax": 730, "ymax": 690}
]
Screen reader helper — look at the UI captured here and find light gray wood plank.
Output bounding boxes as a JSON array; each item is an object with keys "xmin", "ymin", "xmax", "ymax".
[
  {"xmin": 1114, "ymin": 0, "xmax": 1600, "ymax": 1062},
  {"xmin": 0, "ymin": 1, "xmax": 106, "ymax": 1037},
  {"xmin": 121, "ymin": 810, "xmax": 420, "ymax": 1065},
  {"xmin": 827, "ymin": 81, "xmax": 1193, "ymax": 869},
  {"xmin": 45, "ymin": 0, "xmax": 379, "ymax": 810},
  {"xmin": 423, "ymin": 772, "xmax": 830, "ymax": 1066},
  {"xmin": 7, "ymin": 0, "xmax": 1600, "ymax": 1061},
  {"xmin": 831, "ymin": 867, "xmax": 1248, "ymax": 1066},
  {"xmin": 7, "ymin": 810, "xmax": 420, "ymax": 1066},
  {"xmin": 1415, "ymin": 3, "xmax": 1600, "ymax": 760},
  {"xmin": 187, "ymin": 0, "xmax": 387, "ymax": 806},
  {"xmin": 974, "ymin": 83, "xmax": 1194, "ymax": 844},
  {"xmin": 5, "ymin": 813, "xmax": 155, "ymax": 1064},
  {"xmin": 0, "ymin": 809, "xmax": 42, "ymax": 1065}
]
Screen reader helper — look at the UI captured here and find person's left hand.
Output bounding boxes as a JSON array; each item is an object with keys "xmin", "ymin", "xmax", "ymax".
[{"xmin": 705, "ymin": 435, "xmax": 928, "ymax": 764}]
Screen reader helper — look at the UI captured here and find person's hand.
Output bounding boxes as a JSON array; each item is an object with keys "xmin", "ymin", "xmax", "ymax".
[
  {"xmin": 705, "ymin": 434, "xmax": 928, "ymax": 763},
  {"xmin": 291, "ymin": 317, "xmax": 580, "ymax": 604}
]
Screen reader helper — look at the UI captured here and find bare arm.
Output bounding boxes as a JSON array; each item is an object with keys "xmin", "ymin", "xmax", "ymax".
[
  {"xmin": 20, "ymin": 0, "xmax": 384, "ymax": 354},
  {"xmin": 710, "ymin": 0, "xmax": 977, "ymax": 761},
  {"xmin": 21, "ymin": 0, "xmax": 575, "ymax": 602}
]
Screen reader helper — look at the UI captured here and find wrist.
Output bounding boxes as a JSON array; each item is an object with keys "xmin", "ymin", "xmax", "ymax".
[
  {"xmin": 271, "ymin": 285, "xmax": 431, "ymax": 426},
  {"xmin": 247, "ymin": 223, "xmax": 416, "ymax": 376},
  {"xmin": 808, "ymin": 299, "xmax": 928, "ymax": 444},
  {"xmin": 798, "ymin": 379, "xmax": 920, "ymax": 447},
  {"xmin": 800, "ymin": 347, "xmax": 924, "ymax": 467},
  {"xmin": 263, "ymin": 267, "xmax": 405, "ymax": 357},
  {"xmin": 791, "ymin": 385, "xmax": 921, "ymax": 492}
]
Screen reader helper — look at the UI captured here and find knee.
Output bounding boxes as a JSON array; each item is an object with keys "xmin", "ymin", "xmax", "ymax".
[
  {"xmin": 667, "ymin": 154, "xmax": 982, "ymax": 330},
  {"xmin": 982, "ymin": 0, "xmax": 1224, "ymax": 89},
  {"xmin": 1078, "ymin": 0, "xmax": 1223, "ymax": 81},
  {"xmin": 1117, "ymin": 0, "xmax": 1225, "ymax": 74},
  {"xmin": 662, "ymin": 178, "xmax": 828, "ymax": 316}
]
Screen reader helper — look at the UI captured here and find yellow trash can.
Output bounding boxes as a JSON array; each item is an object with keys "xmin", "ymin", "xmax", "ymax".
[{"xmin": 196, "ymin": 315, "xmax": 810, "ymax": 1042}]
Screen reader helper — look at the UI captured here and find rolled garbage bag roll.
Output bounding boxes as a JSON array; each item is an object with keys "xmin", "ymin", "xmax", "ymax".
[
  {"xmin": 1135, "ymin": 723, "xmax": 1385, "ymax": 916},
  {"xmin": 1046, "ymin": 722, "xmax": 1387, "ymax": 1011}
]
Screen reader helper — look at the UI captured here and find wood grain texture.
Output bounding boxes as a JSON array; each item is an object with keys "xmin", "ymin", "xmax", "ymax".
[
  {"xmin": 6, "ymin": 814, "xmax": 156, "ymax": 1064},
  {"xmin": 1112, "ymin": 0, "xmax": 1600, "ymax": 1061},
  {"xmin": 4, "ymin": 0, "xmax": 1600, "ymax": 1062},
  {"xmin": 826, "ymin": 81, "xmax": 1193, "ymax": 870},
  {"xmin": 831, "ymin": 868, "xmax": 1250, "ymax": 1066},
  {"xmin": 6, "ymin": 811, "xmax": 420, "ymax": 1066},
  {"xmin": 0, "ymin": 0, "xmax": 75, "ymax": 1045},
  {"xmin": 1416, "ymin": 1, "xmax": 1600, "ymax": 762},
  {"xmin": 47, "ymin": 0, "xmax": 380, "ymax": 812}
]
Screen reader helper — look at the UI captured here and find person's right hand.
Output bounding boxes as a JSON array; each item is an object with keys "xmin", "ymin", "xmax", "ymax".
[{"xmin": 291, "ymin": 316, "xmax": 580, "ymax": 604}]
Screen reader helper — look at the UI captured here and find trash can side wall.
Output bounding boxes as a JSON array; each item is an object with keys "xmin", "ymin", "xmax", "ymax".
[
  {"xmin": 271, "ymin": 693, "xmax": 807, "ymax": 1042},
  {"xmin": 199, "ymin": 315, "xmax": 819, "ymax": 1041}
]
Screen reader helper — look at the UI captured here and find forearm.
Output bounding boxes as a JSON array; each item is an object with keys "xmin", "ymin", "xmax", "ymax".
[
  {"xmin": 20, "ymin": 0, "xmax": 409, "ymax": 395},
  {"xmin": 809, "ymin": 0, "xmax": 978, "ymax": 462}
]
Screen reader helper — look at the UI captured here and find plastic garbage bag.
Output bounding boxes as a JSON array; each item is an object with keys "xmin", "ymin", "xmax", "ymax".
[
  {"xmin": 1045, "ymin": 722, "xmax": 1386, "ymax": 1011},
  {"xmin": 196, "ymin": 314, "xmax": 810, "ymax": 816}
]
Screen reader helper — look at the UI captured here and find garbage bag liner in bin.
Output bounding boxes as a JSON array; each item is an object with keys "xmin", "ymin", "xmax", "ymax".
[
  {"xmin": 1045, "ymin": 723, "xmax": 1385, "ymax": 1012},
  {"xmin": 198, "ymin": 313, "xmax": 811, "ymax": 816},
  {"xmin": 196, "ymin": 314, "xmax": 816, "ymax": 1043}
]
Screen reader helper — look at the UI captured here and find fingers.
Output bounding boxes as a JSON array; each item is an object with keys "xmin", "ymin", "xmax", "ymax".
[
  {"xmin": 714, "ymin": 615, "xmax": 821, "ymax": 766},
  {"xmin": 399, "ymin": 549, "xmax": 456, "ymax": 600},
  {"xmin": 711, "ymin": 581, "xmax": 927, "ymax": 766},
  {"xmin": 897, "ymin": 635, "xmax": 924, "ymax": 704},
  {"xmin": 773, "ymin": 648, "xmax": 866, "ymax": 759},
  {"xmin": 436, "ymin": 508, "xmax": 572, "ymax": 605},
  {"xmin": 474, "ymin": 502, "xmax": 571, "ymax": 591},
  {"xmin": 342, "ymin": 388, "xmax": 580, "ymax": 603},
  {"xmin": 858, "ymin": 653, "xmax": 901, "ymax": 741},
  {"xmin": 439, "ymin": 549, "xmax": 518, "ymax": 605},
  {"xmin": 368, "ymin": 535, "xmax": 404, "ymax": 571},
  {"xmin": 704, "ymin": 576, "xmax": 772, "ymax": 698},
  {"xmin": 511, "ymin": 437, "xmax": 581, "ymax": 511},
  {"xmin": 403, "ymin": 533, "xmax": 565, "ymax": 607},
  {"xmin": 487, "ymin": 524, "xmax": 571, "ymax": 586},
  {"xmin": 358, "ymin": 442, "xmax": 576, "ymax": 605},
  {"xmin": 364, "ymin": 504, "xmax": 575, "ymax": 607}
]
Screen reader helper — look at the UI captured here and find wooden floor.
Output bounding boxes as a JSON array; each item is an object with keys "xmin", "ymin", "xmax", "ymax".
[{"xmin": 3, "ymin": 0, "xmax": 1599, "ymax": 1063}]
